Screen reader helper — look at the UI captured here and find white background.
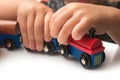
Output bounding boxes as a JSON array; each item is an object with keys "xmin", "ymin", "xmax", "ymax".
[{"xmin": 0, "ymin": 41, "xmax": 120, "ymax": 80}]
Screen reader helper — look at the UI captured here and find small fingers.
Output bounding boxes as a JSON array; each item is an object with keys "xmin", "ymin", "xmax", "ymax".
[
  {"xmin": 50, "ymin": 9, "xmax": 72, "ymax": 38},
  {"xmin": 50, "ymin": 6, "xmax": 68, "ymax": 26},
  {"xmin": 44, "ymin": 10, "xmax": 53, "ymax": 42},
  {"xmin": 17, "ymin": 14, "xmax": 28, "ymax": 48},
  {"xmin": 27, "ymin": 9, "xmax": 36, "ymax": 50},
  {"xmin": 57, "ymin": 14, "xmax": 81, "ymax": 44},
  {"xmin": 34, "ymin": 12, "xmax": 45, "ymax": 51}
]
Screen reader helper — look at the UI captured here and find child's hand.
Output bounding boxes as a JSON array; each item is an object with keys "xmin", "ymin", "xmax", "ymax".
[
  {"xmin": 17, "ymin": 0, "xmax": 53, "ymax": 51},
  {"xmin": 50, "ymin": 3, "xmax": 115, "ymax": 44}
]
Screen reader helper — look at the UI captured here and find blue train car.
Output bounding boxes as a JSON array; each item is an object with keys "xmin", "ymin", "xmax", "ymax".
[
  {"xmin": 0, "ymin": 20, "xmax": 22, "ymax": 50},
  {"xmin": 67, "ymin": 44, "xmax": 105, "ymax": 68},
  {"xmin": 0, "ymin": 34, "xmax": 21, "ymax": 50},
  {"xmin": 43, "ymin": 38, "xmax": 59, "ymax": 54}
]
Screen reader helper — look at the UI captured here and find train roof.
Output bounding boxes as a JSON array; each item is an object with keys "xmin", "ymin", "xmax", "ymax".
[{"xmin": 68, "ymin": 34, "xmax": 104, "ymax": 54}]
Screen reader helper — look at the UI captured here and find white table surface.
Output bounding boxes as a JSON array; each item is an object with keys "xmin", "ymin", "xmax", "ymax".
[{"xmin": 0, "ymin": 41, "xmax": 120, "ymax": 80}]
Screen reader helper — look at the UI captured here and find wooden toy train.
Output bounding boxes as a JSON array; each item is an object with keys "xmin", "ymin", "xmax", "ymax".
[
  {"xmin": 0, "ymin": 19, "xmax": 105, "ymax": 69},
  {"xmin": 0, "ymin": 20, "xmax": 21, "ymax": 50},
  {"xmin": 0, "ymin": 0, "xmax": 105, "ymax": 69}
]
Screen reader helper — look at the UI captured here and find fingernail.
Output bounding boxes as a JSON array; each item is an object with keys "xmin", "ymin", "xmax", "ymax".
[
  {"xmin": 45, "ymin": 36, "xmax": 51, "ymax": 42},
  {"xmin": 24, "ymin": 41, "xmax": 29, "ymax": 48},
  {"xmin": 72, "ymin": 35, "xmax": 82, "ymax": 40},
  {"xmin": 30, "ymin": 43, "xmax": 36, "ymax": 50},
  {"xmin": 36, "ymin": 45, "xmax": 43, "ymax": 52}
]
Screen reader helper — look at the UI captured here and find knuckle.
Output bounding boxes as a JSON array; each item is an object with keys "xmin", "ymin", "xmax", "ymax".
[
  {"xmin": 27, "ymin": 6, "xmax": 35, "ymax": 13},
  {"xmin": 75, "ymin": 11, "xmax": 84, "ymax": 16},
  {"xmin": 37, "ymin": 6, "xmax": 45, "ymax": 11},
  {"xmin": 67, "ymin": 3, "xmax": 76, "ymax": 8}
]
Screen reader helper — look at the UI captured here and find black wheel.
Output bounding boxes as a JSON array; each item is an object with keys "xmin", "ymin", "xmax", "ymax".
[
  {"xmin": 80, "ymin": 53, "xmax": 91, "ymax": 69},
  {"xmin": 4, "ymin": 39, "xmax": 16, "ymax": 50},
  {"xmin": 59, "ymin": 45, "xmax": 69, "ymax": 58},
  {"xmin": 43, "ymin": 41, "xmax": 55, "ymax": 54}
]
